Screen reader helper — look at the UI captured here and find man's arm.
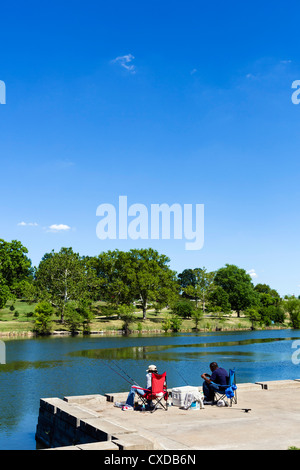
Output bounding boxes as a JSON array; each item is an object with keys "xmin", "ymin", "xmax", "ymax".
[{"xmin": 201, "ymin": 373, "xmax": 211, "ymax": 384}]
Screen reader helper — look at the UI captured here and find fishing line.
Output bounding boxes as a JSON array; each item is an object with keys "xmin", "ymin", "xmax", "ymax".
[
  {"xmin": 110, "ymin": 359, "xmax": 140, "ymax": 387},
  {"xmin": 169, "ymin": 363, "xmax": 189, "ymax": 385},
  {"xmin": 102, "ymin": 359, "xmax": 133, "ymax": 386}
]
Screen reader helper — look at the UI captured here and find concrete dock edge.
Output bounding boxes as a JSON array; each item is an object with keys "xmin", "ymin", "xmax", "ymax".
[{"xmin": 36, "ymin": 379, "xmax": 300, "ymax": 451}]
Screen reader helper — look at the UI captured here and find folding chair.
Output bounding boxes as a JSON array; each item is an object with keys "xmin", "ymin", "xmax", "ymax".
[
  {"xmin": 213, "ymin": 368, "xmax": 237, "ymax": 407},
  {"xmin": 138, "ymin": 372, "xmax": 168, "ymax": 413}
]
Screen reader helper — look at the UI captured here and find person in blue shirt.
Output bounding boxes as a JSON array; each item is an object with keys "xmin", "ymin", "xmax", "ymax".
[{"xmin": 201, "ymin": 362, "xmax": 229, "ymax": 404}]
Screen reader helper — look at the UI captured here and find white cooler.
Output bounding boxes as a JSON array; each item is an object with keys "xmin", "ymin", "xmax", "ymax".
[{"xmin": 171, "ymin": 386, "xmax": 200, "ymax": 407}]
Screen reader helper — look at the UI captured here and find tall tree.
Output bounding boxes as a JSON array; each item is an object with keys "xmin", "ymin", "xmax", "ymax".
[
  {"xmin": 127, "ymin": 248, "xmax": 179, "ymax": 320},
  {"xmin": 33, "ymin": 301, "xmax": 54, "ymax": 335},
  {"xmin": 35, "ymin": 247, "xmax": 88, "ymax": 322},
  {"xmin": 178, "ymin": 269, "xmax": 197, "ymax": 290},
  {"xmin": 208, "ymin": 285, "xmax": 231, "ymax": 314},
  {"xmin": 181, "ymin": 267, "xmax": 215, "ymax": 311},
  {"xmin": 214, "ymin": 264, "xmax": 259, "ymax": 317},
  {"xmin": 0, "ymin": 239, "xmax": 33, "ymax": 292},
  {"xmin": 284, "ymin": 296, "xmax": 300, "ymax": 329},
  {"xmin": 89, "ymin": 250, "xmax": 133, "ymax": 306},
  {"xmin": 91, "ymin": 249, "xmax": 179, "ymax": 319},
  {"xmin": 0, "ymin": 274, "xmax": 10, "ymax": 309}
]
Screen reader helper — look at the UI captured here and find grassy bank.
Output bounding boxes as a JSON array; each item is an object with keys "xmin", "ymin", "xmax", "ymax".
[{"xmin": 0, "ymin": 299, "xmax": 289, "ymax": 337}]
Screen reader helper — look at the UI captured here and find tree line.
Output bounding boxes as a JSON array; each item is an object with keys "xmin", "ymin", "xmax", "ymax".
[{"xmin": 0, "ymin": 238, "xmax": 300, "ymax": 335}]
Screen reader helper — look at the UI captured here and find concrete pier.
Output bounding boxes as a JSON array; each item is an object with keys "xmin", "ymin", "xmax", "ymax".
[{"xmin": 36, "ymin": 379, "xmax": 300, "ymax": 450}]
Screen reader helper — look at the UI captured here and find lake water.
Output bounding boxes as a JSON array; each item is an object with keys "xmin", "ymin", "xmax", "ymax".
[{"xmin": 0, "ymin": 329, "xmax": 300, "ymax": 450}]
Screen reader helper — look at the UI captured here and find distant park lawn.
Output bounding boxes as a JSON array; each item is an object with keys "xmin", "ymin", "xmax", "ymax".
[{"xmin": 0, "ymin": 299, "xmax": 287, "ymax": 336}]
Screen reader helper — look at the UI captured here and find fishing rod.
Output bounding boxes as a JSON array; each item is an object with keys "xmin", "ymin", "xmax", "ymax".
[
  {"xmin": 176, "ymin": 368, "xmax": 189, "ymax": 386},
  {"xmin": 102, "ymin": 359, "xmax": 134, "ymax": 386},
  {"xmin": 169, "ymin": 363, "xmax": 189, "ymax": 386},
  {"xmin": 109, "ymin": 359, "xmax": 140, "ymax": 387}
]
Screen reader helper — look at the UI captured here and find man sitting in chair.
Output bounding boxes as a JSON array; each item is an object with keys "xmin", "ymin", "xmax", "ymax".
[
  {"xmin": 201, "ymin": 362, "xmax": 229, "ymax": 404},
  {"xmin": 123, "ymin": 364, "xmax": 157, "ymax": 410}
]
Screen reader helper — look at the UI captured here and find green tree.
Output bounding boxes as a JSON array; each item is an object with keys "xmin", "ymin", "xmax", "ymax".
[
  {"xmin": 245, "ymin": 307, "xmax": 261, "ymax": 329},
  {"xmin": 161, "ymin": 314, "xmax": 172, "ymax": 333},
  {"xmin": 178, "ymin": 269, "xmax": 197, "ymax": 294},
  {"xmin": 89, "ymin": 250, "xmax": 133, "ymax": 306},
  {"xmin": 172, "ymin": 300, "xmax": 194, "ymax": 318},
  {"xmin": 0, "ymin": 274, "xmax": 10, "ymax": 309},
  {"xmin": 255, "ymin": 284, "xmax": 281, "ymax": 308},
  {"xmin": 214, "ymin": 264, "xmax": 259, "ymax": 317},
  {"xmin": 154, "ymin": 301, "xmax": 165, "ymax": 314},
  {"xmin": 182, "ymin": 268, "xmax": 215, "ymax": 312},
  {"xmin": 21, "ymin": 280, "xmax": 39, "ymax": 304},
  {"xmin": 128, "ymin": 249, "xmax": 179, "ymax": 320},
  {"xmin": 254, "ymin": 284, "xmax": 283, "ymax": 325},
  {"xmin": 208, "ymin": 285, "xmax": 231, "ymax": 314},
  {"xmin": 77, "ymin": 298, "xmax": 95, "ymax": 334},
  {"xmin": 170, "ymin": 314, "xmax": 182, "ymax": 332},
  {"xmin": 35, "ymin": 247, "xmax": 89, "ymax": 322},
  {"xmin": 259, "ymin": 305, "xmax": 285, "ymax": 325},
  {"xmin": 64, "ymin": 302, "xmax": 83, "ymax": 335},
  {"xmin": 33, "ymin": 301, "xmax": 53, "ymax": 335},
  {"xmin": 161, "ymin": 313, "xmax": 182, "ymax": 332},
  {"xmin": 63, "ymin": 300, "xmax": 95, "ymax": 335},
  {"xmin": 284, "ymin": 297, "xmax": 300, "ymax": 329},
  {"xmin": 117, "ymin": 304, "xmax": 136, "ymax": 335},
  {"xmin": 192, "ymin": 309, "xmax": 203, "ymax": 330},
  {"xmin": 0, "ymin": 239, "xmax": 33, "ymax": 292},
  {"xmin": 94, "ymin": 249, "xmax": 179, "ymax": 320}
]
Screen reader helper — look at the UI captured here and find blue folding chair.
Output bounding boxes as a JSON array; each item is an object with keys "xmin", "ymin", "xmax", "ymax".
[{"xmin": 213, "ymin": 368, "xmax": 237, "ymax": 407}]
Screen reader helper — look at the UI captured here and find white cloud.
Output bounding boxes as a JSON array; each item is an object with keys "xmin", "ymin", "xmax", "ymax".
[
  {"xmin": 48, "ymin": 224, "xmax": 71, "ymax": 232},
  {"xmin": 18, "ymin": 221, "xmax": 38, "ymax": 226},
  {"xmin": 112, "ymin": 54, "xmax": 136, "ymax": 73},
  {"xmin": 247, "ymin": 269, "xmax": 258, "ymax": 279}
]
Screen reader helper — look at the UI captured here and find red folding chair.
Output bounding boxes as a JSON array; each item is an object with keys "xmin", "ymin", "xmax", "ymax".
[{"xmin": 139, "ymin": 372, "xmax": 168, "ymax": 413}]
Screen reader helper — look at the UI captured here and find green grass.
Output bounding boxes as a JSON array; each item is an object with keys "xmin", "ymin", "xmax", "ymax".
[
  {"xmin": 0, "ymin": 300, "xmax": 36, "ymax": 333},
  {"xmin": 0, "ymin": 299, "xmax": 289, "ymax": 336}
]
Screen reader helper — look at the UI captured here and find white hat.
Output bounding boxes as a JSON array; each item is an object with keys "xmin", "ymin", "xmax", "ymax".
[{"xmin": 147, "ymin": 364, "xmax": 157, "ymax": 372}]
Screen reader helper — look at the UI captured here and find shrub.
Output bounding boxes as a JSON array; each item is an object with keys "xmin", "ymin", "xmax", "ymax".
[
  {"xmin": 33, "ymin": 301, "xmax": 53, "ymax": 335},
  {"xmin": 64, "ymin": 302, "xmax": 82, "ymax": 335},
  {"xmin": 192, "ymin": 309, "xmax": 203, "ymax": 330},
  {"xmin": 117, "ymin": 304, "xmax": 136, "ymax": 335},
  {"xmin": 162, "ymin": 314, "xmax": 172, "ymax": 332},
  {"xmin": 170, "ymin": 314, "xmax": 182, "ymax": 332},
  {"xmin": 172, "ymin": 300, "xmax": 194, "ymax": 318}
]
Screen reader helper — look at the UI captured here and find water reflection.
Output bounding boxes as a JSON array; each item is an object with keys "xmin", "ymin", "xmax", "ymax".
[
  {"xmin": 68, "ymin": 335, "xmax": 300, "ymax": 361},
  {"xmin": 0, "ymin": 359, "xmax": 69, "ymax": 373}
]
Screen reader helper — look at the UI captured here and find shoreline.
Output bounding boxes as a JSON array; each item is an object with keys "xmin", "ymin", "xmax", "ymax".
[{"xmin": 0, "ymin": 324, "xmax": 289, "ymax": 339}]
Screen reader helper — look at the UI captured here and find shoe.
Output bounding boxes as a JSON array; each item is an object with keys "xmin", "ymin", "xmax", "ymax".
[
  {"xmin": 122, "ymin": 405, "xmax": 133, "ymax": 411},
  {"xmin": 203, "ymin": 400, "xmax": 214, "ymax": 405},
  {"xmin": 146, "ymin": 403, "xmax": 155, "ymax": 411},
  {"xmin": 114, "ymin": 402, "xmax": 125, "ymax": 408}
]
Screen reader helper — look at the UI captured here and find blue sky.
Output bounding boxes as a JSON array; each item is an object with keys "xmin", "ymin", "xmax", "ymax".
[{"xmin": 1, "ymin": 1, "xmax": 300, "ymax": 296}]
